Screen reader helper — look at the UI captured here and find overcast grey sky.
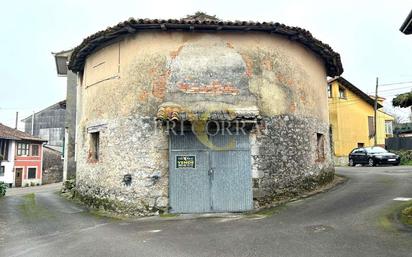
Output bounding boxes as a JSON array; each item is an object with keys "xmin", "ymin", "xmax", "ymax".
[{"xmin": 0, "ymin": 0, "xmax": 411, "ymax": 128}]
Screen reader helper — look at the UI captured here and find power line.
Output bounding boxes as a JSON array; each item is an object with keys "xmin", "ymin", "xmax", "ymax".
[
  {"xmin": 379, "ymin": 81, "xmax": 412, "ymax": 87},
  {"xmin": 0, "ymin": 107, "xmax": 35, "ymax": 111},
  {"xmin": 366, "ymin": 86, "xmax": 412, "ymax": 95}
]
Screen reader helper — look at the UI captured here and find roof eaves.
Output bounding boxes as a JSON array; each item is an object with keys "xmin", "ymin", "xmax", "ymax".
[
  {"xmin": 400, "ymin": 10, "xmax": 412, "ymax": 34},
  {"xmin": 68, "ymin": 18, "xmax": 343, "ymax": 77},
  {"xmin": 328, "ymin": 77, "xmax": 383, "ymax": 108}
]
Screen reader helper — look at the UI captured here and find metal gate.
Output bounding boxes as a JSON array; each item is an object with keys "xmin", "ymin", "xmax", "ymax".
[{"xmin": 169, "ymin": 131, "xmax": 252, "ymax": 213}]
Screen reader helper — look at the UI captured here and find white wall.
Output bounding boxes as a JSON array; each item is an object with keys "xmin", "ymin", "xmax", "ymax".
[{"xmin": 0, "ymin": 141, "xmax": 15, "ymax": 185}]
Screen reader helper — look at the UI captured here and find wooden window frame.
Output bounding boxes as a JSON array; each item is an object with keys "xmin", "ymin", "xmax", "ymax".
[{"xmin": 31, "ymin": 144, "xmax": 40, "ymax": 156}]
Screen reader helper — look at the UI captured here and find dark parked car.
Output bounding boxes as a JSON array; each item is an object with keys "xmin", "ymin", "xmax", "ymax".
[{"xmin": 348, "ymin": 147, "xmax": 400, "ymax": 166}]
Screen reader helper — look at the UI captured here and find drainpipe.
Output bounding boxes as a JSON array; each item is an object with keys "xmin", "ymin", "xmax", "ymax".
[{"xmin": 31, "ymin": 111, "xmax": 35, "ymax": 135}]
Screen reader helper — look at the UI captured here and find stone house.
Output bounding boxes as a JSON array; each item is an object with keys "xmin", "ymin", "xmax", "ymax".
[{"xmin": 67, "ymin": 13, "xmax": 343, "ymax": 215}]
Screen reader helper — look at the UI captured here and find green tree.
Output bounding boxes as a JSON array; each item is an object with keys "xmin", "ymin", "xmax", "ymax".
[{"xmin": 393, "ymin": 92, "xmax": 412, "ymax": 108}]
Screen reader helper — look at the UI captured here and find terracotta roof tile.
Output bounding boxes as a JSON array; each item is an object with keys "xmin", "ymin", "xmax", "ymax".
[
  {"xmin": 0, "ymin": 123, "xmax": 47, "ymax": 142},
  {"xmin": 68, "ymin": 15, "xmax": 343, "ymax": 77}
]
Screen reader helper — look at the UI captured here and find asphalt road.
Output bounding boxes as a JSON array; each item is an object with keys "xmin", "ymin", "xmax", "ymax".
[{"xmin": 1, "ymin": 166, "xmax": 412, "ymax": 257}]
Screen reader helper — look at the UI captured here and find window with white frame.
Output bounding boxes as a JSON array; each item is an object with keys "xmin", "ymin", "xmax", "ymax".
[
  {"xmin": 17, "ymin": 143, "xmax": 29, "ymax": 156},
  {"xmin": 385, "ymin": 121, "xmax": 393, "ymax": 135},
  {"xmin": 0, "ymin": 166, "xmax": 4, "ymax": 177}
]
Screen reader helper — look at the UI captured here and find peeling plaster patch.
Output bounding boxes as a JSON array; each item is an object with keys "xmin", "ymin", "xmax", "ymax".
[
  {"xmin": 177, "ymin": 81, "xmax": 240, "ymax": 95},
  {"xmin": 152, "ymin": 69, "xmax": 170, "ymax": 99},
  {"xmin": 226, "ymin": 42, "xmax": 234, "ymax": 49},
  {"xmin": 241, "ymin": 48, "xmax": 311, "ymax": 117},
  {"xmin": 170, "ymin": 45, "xmax": 184, "ymax": 59},
  {"xmin": 167, "ymin": 40, "xmax": 249, "ymax": 96},
  {"xmin": 240, "ymin": 53, "xmax": 254, "ymax": 78},
  {"xmin": 138, "ymin": 90, "xmax": 149, "ymax": 102},
  {"xmin": 123, "ymin": 54, "xmax": 169, "ymax": 115}
]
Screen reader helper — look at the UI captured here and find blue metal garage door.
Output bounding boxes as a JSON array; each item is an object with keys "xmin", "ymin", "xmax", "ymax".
[{"xmin": 169, "ymin": 131, "xmax": 252, "ymax": 213}]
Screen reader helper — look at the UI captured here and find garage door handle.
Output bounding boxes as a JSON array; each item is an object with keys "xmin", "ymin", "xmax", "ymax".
[{"xmin": 208, "ymin": 168, "xmax": 214, "ymax": 176}]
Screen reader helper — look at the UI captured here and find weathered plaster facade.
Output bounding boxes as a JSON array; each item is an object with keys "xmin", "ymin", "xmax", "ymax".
[{"xmin": 70, "ymin": 19, "xmax": 342, "ymax": 215}]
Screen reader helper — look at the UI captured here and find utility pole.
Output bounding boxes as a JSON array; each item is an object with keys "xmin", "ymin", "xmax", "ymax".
[
  {"xmin": 15, "ymin": 112, "xmax": 18, "ymax": 129},
  {"xmin": 374, "ymin": 77, "xmax": 378, "ymax": 146}
]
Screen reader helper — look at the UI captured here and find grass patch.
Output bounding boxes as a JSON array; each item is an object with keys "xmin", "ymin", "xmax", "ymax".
[
  {"xmin": 160, "ymin": 213, "xmax": 179, "ymax": 218},
  {"xmin": 378, "ymin": 215, "xmax": 394, "ymax": 231},
  {"xmin": 88, "ymin": 208, "xmax": 126, "ymax": 221},
  {"xmin": 378, "ymin": 200, "xmax": 412, "ymax": 231},
  {"xmin": 18, "ymin": 193, "xmax": 55, "ymax": 220},
  {"xmin": 400, "ymin": 205, "xmax": 412, "ymax": 226},
  {"xmin": 401, "ymin": 160, "xmax": 412, "ymax": 166},
  {"xmin": 244, "ymin": 204, "xmax": 285, "ymax": 218},
  {"xmin": 393, "ymin": 150, "xmax": 412, "ymax": 166}
]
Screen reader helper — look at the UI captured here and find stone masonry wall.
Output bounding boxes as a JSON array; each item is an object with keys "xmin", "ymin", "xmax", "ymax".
[
  {"xmin": 42, "ymin": 147, "xmax": 63, "ymax": 184},
  {"xmin": 251, "ymin": 115, "xmax": 334, "ymax": 207},
  {"xmin": 75, "ymin": 116, "xmax": 169, "ymax": 216}
]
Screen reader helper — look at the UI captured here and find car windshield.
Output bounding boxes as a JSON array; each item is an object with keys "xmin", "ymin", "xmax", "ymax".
[{"xmin": 365, "ymin": 147, "xmax": 388, "ymax": 154}]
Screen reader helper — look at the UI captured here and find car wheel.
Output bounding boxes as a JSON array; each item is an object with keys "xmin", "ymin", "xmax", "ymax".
[
  {"xmin": 394, "ymin": 163, "xmax": 400, "ymax": 166},
  {"xmin": 349, "ymin": 159, "xmax": 355, "ymax": 167},
  {"xmin": 368, "ymin": 158, "xmax": 375, "ymax": 167}
]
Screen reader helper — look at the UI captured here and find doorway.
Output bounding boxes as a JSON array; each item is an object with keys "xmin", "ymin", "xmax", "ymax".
[
  {"xmin": 15, "ymin": 168, "xmax": 23, "ymax": 187},
  {"xmin": 169, "ymin": 131, "xmax": 252, "ymax": 213}
]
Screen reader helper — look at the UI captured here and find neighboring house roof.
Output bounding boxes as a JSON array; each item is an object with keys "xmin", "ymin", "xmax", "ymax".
[
  {"xmin": 378, "ymin": 110, "xmax": 395, "ymax": 121},
  {"xmin": 328, "ymin": 76, "xmax": 383, "ymax": 108},
  {"xmin": 394, "ymin": 122, "xmax": 412, "ymax": 134},
  {"xmin": 0, "ymin": 123, "xmax": 47, "ymax": 142},
  {"xmin": 400, "ymin": 10, "xmax": 412, "ymax": 34},
  {"xmin": 68, "ymin": 14, "xmax": 343, "ymax": 77},
  {"xmin": 21, "ymin": 100, "xmax": 66, "ymax": 122},
  {"xmin": 44, "ymin": 145, "xmax": 63, "ymax": 153}
]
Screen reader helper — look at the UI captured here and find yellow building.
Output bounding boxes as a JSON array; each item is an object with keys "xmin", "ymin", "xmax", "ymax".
[{"xmin": 328, "ymin": 77, "xmax": 394, "ymax": 165}]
